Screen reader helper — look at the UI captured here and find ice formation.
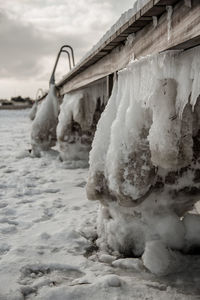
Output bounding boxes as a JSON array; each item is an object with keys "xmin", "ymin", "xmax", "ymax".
[
  {"xmin": 87, "ymin": 46, "xmax": 200, "ymax": 275},
  {"xmin": 183, "ymin": 213, "xmax": 200, "ymax": 253},
  {"xmin": 57, "ymin": 80, "xmax": 107, "ymax": 163},
  {"xmin": 31, "ymin": 84, "xmax": 59, "ymax": 156},
  {"xmin": 29, "ymin": 100, "xmax": 38, "ymax": 121},
  {"xmin": 166, "ymin": 6, "xmax": 173, "ymax": 41},
  {"xmin": 142, "ymin": 240, "xmax": 180, "ymax": 275}
]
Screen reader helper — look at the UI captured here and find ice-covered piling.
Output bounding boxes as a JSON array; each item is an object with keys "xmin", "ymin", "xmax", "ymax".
[
  {"xmin": 57, "ymin": 81, "xmax": 107, "ymax": 163},
  {"xmin": 87, "ymin": 46, "xmax": 200, "ymax": 274},
  {"xmin": 31, "ymin": 84, "xmax": 59, "ymax": 156},
  {"xmin": 29, "ymin": 100, "xmax": 38, "ymax": 121}
]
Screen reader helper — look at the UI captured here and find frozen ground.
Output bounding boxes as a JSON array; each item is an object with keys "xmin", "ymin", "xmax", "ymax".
[{"xmin": 0, "ymin": 109, "xmax": 200, "ymax": 300}]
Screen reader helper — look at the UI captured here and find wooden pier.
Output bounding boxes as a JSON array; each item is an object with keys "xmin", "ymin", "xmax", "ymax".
[{"xmin": 55, "ymin": 0, "xmax": 200, "ymax": 97}]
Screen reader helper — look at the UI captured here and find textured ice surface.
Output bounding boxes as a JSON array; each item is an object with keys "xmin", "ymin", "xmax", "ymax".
[
  {"xmin": 57, "ymin": 80, "xmax": 107, "ymax": 162},
  {"xmin": 87, "ymin": 46, "xmax": 200, "ymax": 274},
  {"xmin": 142, "ymin": 240, "xmax": 180, "ymax": 275},
  {"xmin": 183, "ymin": 214, "xmax": 200, "ymax": 252},
  {"xmin": 31, "ymin": 84, "xmax": 59, "ymax": 155},
  {"xmin": 1, "ymin": 109, "xmax": 200, "ymax": 299}
]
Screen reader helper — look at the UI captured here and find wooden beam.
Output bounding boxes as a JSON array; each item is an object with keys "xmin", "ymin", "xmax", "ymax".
[
  {"xmin": 58, "ymin": 0, "xmax": 200, "ymax": 95},
  {"xmin": 154, "ymin": 0, "xmax": 179, "ymax": 5}
]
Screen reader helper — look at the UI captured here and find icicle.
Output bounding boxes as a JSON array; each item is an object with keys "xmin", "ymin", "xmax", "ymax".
[
  {"xmin": 126, "ymin": 33, "xmax": 136, "ymax": 47},
  {"xmin": 152, "ymin": 16, "xmax": 158, "ymax": 28},
  {"xmin": 166, "ymin": 6, "xmax": 173, "ymax": 41},
  {"xmin": 87, "ymin": 46, "xmax": 200, "ymax": 267},
  {"xmin": 190, "ymin": 50, "xmax": 200, "ymax": 109}
]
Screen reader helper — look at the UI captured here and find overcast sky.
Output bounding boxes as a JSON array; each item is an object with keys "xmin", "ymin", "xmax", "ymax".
[{"xmin": 0, "ymin": 0, "xmax": 134, "ymax": 99}]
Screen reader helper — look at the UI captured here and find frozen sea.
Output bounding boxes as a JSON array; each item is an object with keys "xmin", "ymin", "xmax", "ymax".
[{"xmin": 0, "ymin": 109, "xmax": 200, "ymax": 300}]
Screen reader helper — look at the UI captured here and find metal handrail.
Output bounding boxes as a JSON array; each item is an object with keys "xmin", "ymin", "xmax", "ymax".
[
  {"xmin": 35, "ymin": 88, "xmax": 44, "ymax": 101},
  {"xmin": 61, "ymin": 45, "xmax": 75, "ymax": 67},
  {"xmin": 49, "ymin": 45, "xmax": 75, "ymax": 85},
  {"xmin": 62, "ymin": 50, "xmax": 72, "ymax": 70}
]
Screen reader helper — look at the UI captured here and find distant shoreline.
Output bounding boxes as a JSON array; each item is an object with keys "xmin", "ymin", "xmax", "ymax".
[{"xmin": 0, "ymin": 105, "xmax": 32, "ymax": 110}]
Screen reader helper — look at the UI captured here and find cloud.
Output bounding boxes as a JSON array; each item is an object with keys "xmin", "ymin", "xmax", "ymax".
[
  {"xmin": 0, "ymin": 10, "xmax": 88, "ymax": 80},
  {"xmin": 0, "ymin": 0, "xmax": 135, "ymax": 97}
]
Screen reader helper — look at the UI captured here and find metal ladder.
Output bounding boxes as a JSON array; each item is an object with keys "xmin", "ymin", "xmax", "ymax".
[{"xmin": 49, "ymin": 45, "xmax": 75, "ymax": 85}]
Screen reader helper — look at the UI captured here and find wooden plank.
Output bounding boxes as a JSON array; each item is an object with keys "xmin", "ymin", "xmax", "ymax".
[
  {"xmin": 139, "ymin": 16, "xmax": 153, "ymax": 20},
  {"xmin": 107, "ymin": 42, "xmax": 119, "ymax": 46},
  {"xmin": 58, "ymin": 0, "xmax": 200, "ymax": 95},
  {"xmin": 132, "ymin": 0, "xmax": 200, "ymax": 56},
  {"xmin": 135, "ymin": 11, "xmax": 141, "ymax": 20},
  {"xmin": 154, "ymin": 0, "xmax": 179, "ymax": 5},
  {"xmin": 168, "ymin": 35, "xmax": 200, "ymax": 50},
  {"xmin": 124, "ymin": 26, "xmax": 142, "ymax": 33},
  {"xmin": 143, "ymin": 5, "xmax": 166, "ymax": 16},
  {"xmin": 141, "ymin": 0, "xmax": 154, "ymax": 15},
  {"xmin": 57, "ymin": 1, "xmax": 175, "ymax": 90},
  {"xmin": 128, "ymin": 15, "xmax": 136, "ymax": 25},
  {"xmin": 112, "ymin": 36, "xmax": 127, "ymax": 43},
  {"xmin": 104, "ymin": 45, "xmax": 116, "ymax": 50},
  {"xmin": 134, "ymin": 19, "xmax": 153, "ymax": 26}
]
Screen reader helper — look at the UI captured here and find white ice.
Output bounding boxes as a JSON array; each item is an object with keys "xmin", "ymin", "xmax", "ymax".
[
  {"xmin": 1, "ymin": 109, "xmax": 199, "ymax": 299},
  {"xmin": 57, "ymin": 80, "xmax": 107, "ymax": 163},
  {"xmin": 87, "ymin": 46, "xmax": 200, "ymax": 276},
  {"xmin": 31, "ymin": 84, "xmax": 59, "ymax": 156}
]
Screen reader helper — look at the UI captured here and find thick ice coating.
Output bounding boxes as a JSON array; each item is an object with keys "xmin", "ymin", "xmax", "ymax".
[
  {"xmin": 57, "ymin": 80, "xmax": 107, "ymax": 162},
  {"xmin": 31, "ymin": 84, "xmax": 59, "ymax": 156},
  {"xmin": 87, "ymin": 46, "xmax": 200, "ymax": 274},
  {"xmin": 29, "ymin": 100, "xmax": 38, "ymax": 121}
]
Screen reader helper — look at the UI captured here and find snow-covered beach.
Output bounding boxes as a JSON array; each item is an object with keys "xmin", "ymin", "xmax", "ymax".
[{"xmin": 0, "ymin": 109, "xmax": 200, "ymax": 299}]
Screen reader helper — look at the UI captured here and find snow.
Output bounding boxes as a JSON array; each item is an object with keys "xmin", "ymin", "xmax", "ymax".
[
  {"xmin": 87, "ymin": 46, "xmax": 200, "ymax": 275},
  {"xmin": 1, "ymin": 109, "xmax": 200, "ymax": 299}
]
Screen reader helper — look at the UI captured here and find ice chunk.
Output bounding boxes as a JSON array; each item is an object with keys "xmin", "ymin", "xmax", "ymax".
[
  {"xmin": 77, "ymin": 0, "xmax": 149, "ymax": 68},
  {"xmin": 29, "ymin": 101, "xmax": 38, "ymax": 121},
  {"xmin": 57, "ymin": 81, "xmax": 106, "ymax": 163},
  {"xmin": 142, "ymin": 240, "xmax": 174, "ymax": 275},
  {"xmin": 98, "ymin": 253, "xmax": 116, "ymax": 264},
  {"xmin": 148, "ymin": 79, "xmax": 193, "ymax": 169},
  {"xmin": 99, "ymin": 274, "xmax": 122, "ymax": 287},
  {"xmin": 31, "ymin": 84, "xmax": 59, "ymax": 155},
  {"xmin": 87, "ymin": 46, "xmax": 200, "ymax": 267},
  {"xmin": 112, "ymin": 258, "xmax": 143, "ymax": 271},
  {"xmin": 183, "ymin": 214, "xmax": 200, "ymax": 252},
  {"xmin": 96, "ymin": 203, "xmax": 146, "ymax": 257},
  {"xmin": 146, "ymin": 213, "xmax": 185, "ymax": 250}
]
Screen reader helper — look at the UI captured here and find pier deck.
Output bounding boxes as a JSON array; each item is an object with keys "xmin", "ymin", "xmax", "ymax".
[{"xmin": 56, "ymin": 0, "xmax": 200, "ymax": 96}]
